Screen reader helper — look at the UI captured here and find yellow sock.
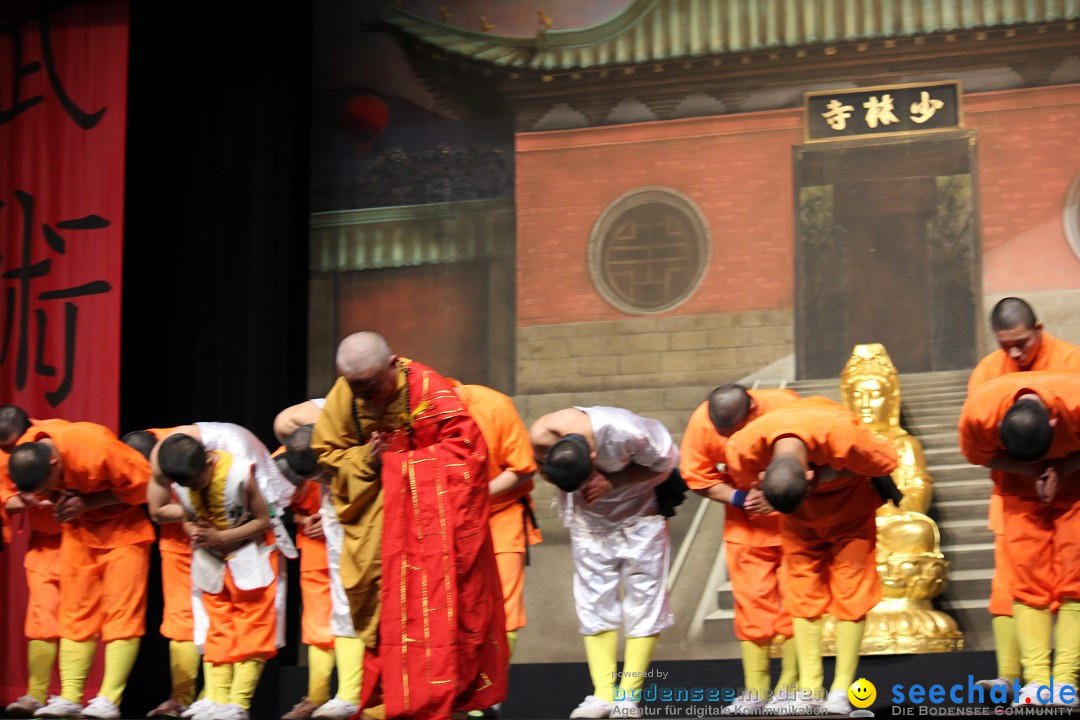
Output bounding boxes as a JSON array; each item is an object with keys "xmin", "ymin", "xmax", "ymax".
[
  {"xmin": 59, "ymin": 638, "xmax": 96, "ymax": 704},
  {"xmin": 99, "ymin": 638, "xmax": 141, "ymax": 705},
  {"xmin": 506, "ymin": 630, "xmax": 519, "ymax": 661},
  {"xmin": 27, "ymin": 639, "xmax": 58, "ymax": 703},
  {"xmin": 740, "ymin": 640, "xmax": 771, "ymax": 701},
  {"xmin": 831, "ymin": 620, "xmax": 865, "ymax": 692},
  {"xmin": 1052, "ymin": 601, "xmax": 1080, "ymax": 687},
  {"xmin": 230, "ymin": 659, "xmax": 266, "ymax": 710},
  {"xmin": 775, "ymin": 636, "xmax": 799, "ymax": 697},
  {"xmin": 792, "ymin": 618, "xmax": 824, "ymax": 700},
  {"xmin": 333, "ymin": 636, "xmax": 363, "ymax": 705},
  {"xmin": 207, "ymin": 663, "xmax": 234, "ymax": 705},
  {"xmin": 168, "ymin": 641, "xmax": 200, "ymax": 706},
  {"xmin": 619, "ymin": 635, "xmax": 659, "ymax": 699},
  {"xmin": 1014, "ymin": 603, "xmax": 1052, "ymax": 686},
  {"xmin": 992, "ymin": 615, "xmax": 1021, "ymax": 682},
  {"xmin": 583, "ymin": 631, "xmax": 618, "ymax": 702},
  {"xmin": 197, "ymin": 661, "xmax": 216, "ymax": 701},
  {"xmin": 307, "ymin": 645, "xmax": 335, "ymax": 706}
]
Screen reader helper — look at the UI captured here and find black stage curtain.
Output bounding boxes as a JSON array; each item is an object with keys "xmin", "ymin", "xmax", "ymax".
[
  {"xmin": 121, "ymin": 1, "xmax": 311, "ymax": 444},
  {"xmin": 119, "ymin": 3, "xmax": 311, "ymax": 713}
]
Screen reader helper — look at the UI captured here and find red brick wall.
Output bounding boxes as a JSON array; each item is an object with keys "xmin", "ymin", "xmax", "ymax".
[
  {"xmin": 516, "ymin": 110, "xmax": 802, "ymax": 326},
  {"xmin": 515, "ymin": 84, "xmax": 1080, "ymax": 327},
  {"xmin": 965, "ymin": 85, "xmax": 1080, "ymax": 292}
]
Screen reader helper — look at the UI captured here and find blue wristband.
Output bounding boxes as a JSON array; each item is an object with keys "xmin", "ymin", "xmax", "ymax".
[{"xmin": 730, "ymin": 489, "xmax": 747, "ymax": 508}]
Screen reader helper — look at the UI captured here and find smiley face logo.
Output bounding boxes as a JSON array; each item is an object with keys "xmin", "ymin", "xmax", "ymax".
[{"xmin": 849, "ymin": 678, "xmax": 876, "ymax": 709}]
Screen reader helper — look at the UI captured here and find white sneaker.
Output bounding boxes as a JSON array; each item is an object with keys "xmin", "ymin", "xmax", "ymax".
[
  {"xmin": 1012, "ymin": 683, "xmax": 1054, "ymax": 708},
  {"xmin": 786, "ymin": 690, "xmax": 823, "ymax": 716},
  {"xmin": 311, "ymin": 697, "xmax": 360, "ymax": 720},
  {"xmin": 215, "ymin": 705, "xmax": 250, "ymax": 720},
  {"xmin": 191, "ymin": 701, "xmax": 226, "ymax": 720},
  {"xmin": 723, "ymin": 693, "xmax": 765, "ymax": 715},
  {"xmin": 569, "ymin": 695, "xmax": 616, "ymax": 719},
  {"xmin": 1050, "ymin": 683, "xmax": 1079, "ymax": 708},
  {"xmin": 82, "ymin": 696, "xmax": 121, "ymax": 719},
  {"xmin": 181, "ymin": 699, "xmax": 217, "ymax": 719},
  {"xmin": 763, "ymin": 690, "xmax": 798, "ymax": 716},
  {"xmin": 612, "ymin": 699, "xmax": 642, "ymax": 718},
  {"xmin": 824, "ymin": 689, "xmax": 852, "ymax": 715},
  {"xmin": 34, "ymin": 697, "xmax": 83, "ymax": 718},
  {"xmin": 6, "ymin": 695, "xmax": 45, "ymax": 718}
]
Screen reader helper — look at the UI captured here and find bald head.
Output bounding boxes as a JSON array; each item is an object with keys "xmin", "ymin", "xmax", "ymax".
[
  {"xmin": 9, "ymin": 442, "xmax": 54, "ymax": 493},
  {"xmin": 284, "ymin": 424, "xmax": 319, "ymax": 478},
  {"xmin": 336, "ymin": 332, "xmax": 393, "ymax": 378},
  {"xmin": 991, "ymin": 298, "xmax": 1037, "ymax": 332},
  {"xmin": 707, "ymin": 384, "xmax": 752, "ymax": 435},
  {"xmin": 762, "ymin": 456, "xmax": 807, "ymax": 514},
  {"xmin": 122, "ymin": 430, "xmax": 159, "ymax": 460},
  {"xmin": 0, "ymin": 405, "xmax": 31, "ymax": 452},
  {"xmin": 1000, "ymin": 398, "xmax": 1052, "ymax": 462}
]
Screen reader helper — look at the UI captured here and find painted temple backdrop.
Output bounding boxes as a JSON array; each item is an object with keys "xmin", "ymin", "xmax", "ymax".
[{"xmin": 309, "ymin": 0, "xmax": 1080, "ymax": 662}]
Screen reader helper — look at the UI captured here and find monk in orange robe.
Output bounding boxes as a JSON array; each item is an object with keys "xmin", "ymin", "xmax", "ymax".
[
  {"xmin": 8, "ymin": 422, "xmax": 153, "ymax": 720},
  {"xmin": 966, "ymin": 297, "xmax": 1080, "ymax": 693},
  {"xmin": 0, "ymin": 409, "xmax": 65, "ymax": 718},
  {"xmin": 679, "ymin": 385, "xmax": 799, "ymax": 712},
  {"xmin": 312, "ymin": 332, "xmax": 507, "ymax": 720},
  {"xmin": 726, "ymin": 396, "xmax": 898, "ymax": 715},
  {"xmin": 450, "ymin": 380, "xmax": 541, "ymax": 715},
  {"xmin": 959, "ymin": 370, "xmax": 1080, "ymax": 707}
]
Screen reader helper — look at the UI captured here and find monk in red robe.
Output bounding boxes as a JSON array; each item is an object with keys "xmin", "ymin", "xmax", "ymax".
[{"xmin": 311, "ymin": 331, "xmax": 507, "ymax": 720}]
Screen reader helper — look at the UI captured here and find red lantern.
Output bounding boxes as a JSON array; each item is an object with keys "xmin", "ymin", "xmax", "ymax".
[{"xmin": 338, "ymin": 95, "xmax": 389, "ymax": 143}]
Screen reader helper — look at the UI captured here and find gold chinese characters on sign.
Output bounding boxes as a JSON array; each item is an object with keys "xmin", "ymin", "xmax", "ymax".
[{"xmin": 805, "ymin": 81, "xmax": 961, "ymax": 142}]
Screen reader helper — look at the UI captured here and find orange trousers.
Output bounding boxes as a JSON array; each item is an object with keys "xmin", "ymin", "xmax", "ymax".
[
  {"xmin": 300, "ymin": 567, "xmax": 334, "ymax": 650},
  {"xmin": 1002, "ymin": 494, "xmax": 1080, "ymax": 607},
  {"xmin": 202, "ymin": 551, "xmax": 279, "ymax": 664},
  {"xmin": 780, "ymin": 512, "xmax": 880, "ymax": 621},
  {"xmin": 24, "ymin": 534, "xmax": 61, "ymax": 640},
  {"xmin": 495, "ymin": 551, "xmax": 527, "ymax": 633},
  {"xmin": 726, "ymin": 542, "xmax": 792, "ymax": 641},
  {"xmin": 160, "ymin": 549, "xmax": 195, "ymax": 641},
  {"xmin": 59, "ymin": 537, "xmax": 149, "ymax": 641}
]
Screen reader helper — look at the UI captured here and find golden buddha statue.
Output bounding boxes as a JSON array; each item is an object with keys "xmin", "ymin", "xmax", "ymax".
[{"xmin": 822, "ymin": 343, "xmax": 963, "ymax": 653}]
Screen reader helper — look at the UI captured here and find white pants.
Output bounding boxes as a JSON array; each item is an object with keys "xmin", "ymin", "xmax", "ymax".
[{"xmin": 570, "ymin": 514, "xmax": 674, "ymax": 637}]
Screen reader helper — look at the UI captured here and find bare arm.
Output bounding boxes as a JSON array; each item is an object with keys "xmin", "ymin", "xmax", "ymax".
[
  {"xmin": 983, "ymin": 451, "xmax": 1042, "ymax": 477},
  {"xmin": 147, "ymin": 475, "xmax": 186, "ymax": 524},
  {"xmin": 489, "ymin": 469, "xmax": 533, "ymax": 497}
]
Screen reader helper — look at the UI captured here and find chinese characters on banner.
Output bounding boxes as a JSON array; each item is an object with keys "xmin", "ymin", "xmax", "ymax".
[
  {"xmin": 0, "ymin": 0, "xmax": 129, "ymax": 429},
  {"xmin": 805, "ymin": 82, "xmax": 961, "ymax": 142}
]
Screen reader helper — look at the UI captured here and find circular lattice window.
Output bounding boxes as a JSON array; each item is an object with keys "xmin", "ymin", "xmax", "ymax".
[{"xmin": 589, "ymin": 188, "xmax": 710, "ymax": 314}]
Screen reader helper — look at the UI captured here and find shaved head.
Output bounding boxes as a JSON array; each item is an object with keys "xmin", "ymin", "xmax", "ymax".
[
  {"xmin": 762, "ymin": 456, "xmax": 807, "ymax": 514},
  {"xmin": 122, "ymin": 430, "xmax": 159, "ymax": 460},
  {"xmin": 284, "ymin": 424, "xmax": 318, "ymax": 477},
  {"xmin": 9, "ymin": 442, "xmax": 53, "ymax": 493},
  {"xmin": 991, "ymin": 298, "xmax": 1038, "ymax": 332},
  {"xmin": 158, "ymin": 434, "xmax": 208, "ymax": 487},
  {"xmin": 1000, "ymin": 398, "xmax": 1052, "ymax": 462},
  {"xmin": 336, "ymin": 332, "xmax": 393, "ymax": 378},
  {"xmin": 0, "ymin": 405, "xmax": 31, "ymax": 452},
  {"xmin": 707, "ymin": 384, "xmax": 752, "ymax": 434}
]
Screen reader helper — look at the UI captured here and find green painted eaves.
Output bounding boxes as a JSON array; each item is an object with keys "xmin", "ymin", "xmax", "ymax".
[{"xmin": 385, "ymin": 0, "xmax": 1080, "ymax": 71}]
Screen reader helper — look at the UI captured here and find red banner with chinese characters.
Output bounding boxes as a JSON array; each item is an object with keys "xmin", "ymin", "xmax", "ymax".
[{"xmin": 0, "ymin": 0, "xmax": 129, "ymax": 698}]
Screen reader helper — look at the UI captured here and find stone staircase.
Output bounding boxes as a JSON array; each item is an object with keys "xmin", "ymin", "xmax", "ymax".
[{"xmin": 702, "ymin": 368, "xmax": 996, "ymax": 655}]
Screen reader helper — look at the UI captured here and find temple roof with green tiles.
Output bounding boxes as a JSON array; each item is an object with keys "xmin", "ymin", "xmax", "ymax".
[{"xmin": 372, "ymin": 0, "xmax": 1080, "ymax": 130}]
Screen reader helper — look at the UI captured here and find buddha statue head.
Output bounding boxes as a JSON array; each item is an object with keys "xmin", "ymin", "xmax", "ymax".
[{"xmin": 840, "ymin": 343, "xmax": 901, "ymax": 432}]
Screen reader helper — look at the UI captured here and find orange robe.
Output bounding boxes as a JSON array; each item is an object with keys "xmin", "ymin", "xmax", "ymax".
[
  {"xmin": 293, "ymin": 478, "xmax": 335, "ymax": 650},
  {"xmin": 453, "ymin": 381, "xmax": 541, "ymax": 633},
  {"xmin": 679, "ymin": 389, "xmax": 799, "ymax": 642},
  {"xmin": 726, "ymin": 397, "xmax": 898, "ymax": 621},
  {"xmin": 0, "ymin": 419, "xmax": 64, "ymax": 641},
  {"xmin": 967, "ymin": 333, "xmax": 1080, "ymax": 615},
  {"xmin": 958, "ymin": 371, "xmax": 1080, "ymax": 606},
  {"xmin": 315, "ymin": 362, "xmax": 508, "ymax": 719},
  {"xmin": 25, "ymin": 422, "xmax": 153, "ymax": 642}
]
